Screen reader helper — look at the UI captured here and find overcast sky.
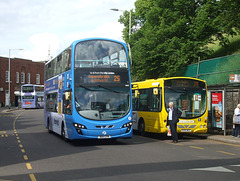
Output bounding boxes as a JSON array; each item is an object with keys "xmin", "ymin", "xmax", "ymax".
[{"xmin": 0, "ymin": 0, "xmax": 135, "ymax": 61}]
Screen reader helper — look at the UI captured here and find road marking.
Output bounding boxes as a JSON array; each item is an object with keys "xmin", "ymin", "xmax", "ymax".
[
  {"xmin": 21, "ymin": 149, "xmax": 25, "ymax": 153},
  {"xmin": 217, "ymin": 151, "xmax": 236, "ymax": 156},
  {"xmin": 29, "ymin": 174, "xmax": 37, "ymax": 181},
  {"xmin": 190, "ymin": 166, "xmax": 235, "ymax": 173},
  {"xmin": 19, "ymin": 144, "xmax": 23, "ymax": 148},
  {"xmin": 23, "ymin": 155, "xmax": 28, "ymax": 160},
  {"xmin": 189, "ymin": 146, "xmax": 204, "ymax": 150},
  {"xmin": 231, "ymin": 164, "xmax": 240, "ymax": 167},
  {"xmin": 26, "ymin": 163, "xmax": 32, "ymax": 170},
  {"xmin": 13, "ymin": 111, "xmax": 25, "ymax": 131},
  {"xmin": 18, "ymin": 140, "xmax": 21, "ymax": 143},
  {"xmin": 218, "ymin": 142, "xmax": 240, "ymax": 148},
  {"xmin": 16, "ymin": 137, "xmax": 20, "ymax": 140}
]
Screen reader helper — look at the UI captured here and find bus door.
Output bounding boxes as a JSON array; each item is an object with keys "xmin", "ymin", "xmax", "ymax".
[
  {"xmin": 146, "ymin": 88, "xmax": 161, "ymax": 133},
  {"xmin": 136, "ymin": 88, "xmax": 161, "ymax": 133},
  {"xmin": 62, "ymin": 91, "xmax": 72, "ymax": 137}
]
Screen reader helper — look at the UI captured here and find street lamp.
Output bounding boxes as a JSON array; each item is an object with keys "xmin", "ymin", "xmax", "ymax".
[
  {"xmin": 110, "ymin": 8, "xmax": 131, "ymax": 37},
  {"xmin": 8, "ymin": 49, "xmax": 23, "ymax": 109},
  {"xmin": 110, "ymin": 8, "xmax": 132, "ymax": 64}
]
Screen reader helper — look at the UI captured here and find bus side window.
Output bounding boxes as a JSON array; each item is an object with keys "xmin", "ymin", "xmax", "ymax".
[
  {"xmin": 63, "ymin": 92, "xmax": 72, "ymax": 115},
  {"xmin": 151, "ymin": 88, "xmax": 161, "ymax": 112}
]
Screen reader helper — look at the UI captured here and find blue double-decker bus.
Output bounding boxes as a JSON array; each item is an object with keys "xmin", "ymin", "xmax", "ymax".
[
  {"xmin": 21, "ymin": 84, "xmax": 44, "ymax": 109},
  {"xmin": 44, "ymin": 38, "xmax": 133, "ymax": 141}
]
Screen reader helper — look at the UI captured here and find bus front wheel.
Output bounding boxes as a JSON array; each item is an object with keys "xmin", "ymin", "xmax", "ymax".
[
  {"xmin": 138, "ymin": 119, "xmax": 145, "ymax": 136},
  {"xmin": 61, "ymin": 123, "xmax": 68, "ymax": 142},
  {"xmin": 47, "ymin": 119, "xmax": 52, "ymax": 134}
]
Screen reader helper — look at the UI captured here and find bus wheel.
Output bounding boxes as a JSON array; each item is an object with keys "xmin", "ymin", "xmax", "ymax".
[
  {"xmin": 47, "ymin": 119, "xmax": 52, "ymax": 134},
  {"xmin": 138, "ymin": 119, "xmax": 145, "ymax": 136},
  {"xmin": 61, "ymin": 123, "xmax": 68, "ymax": 142}
]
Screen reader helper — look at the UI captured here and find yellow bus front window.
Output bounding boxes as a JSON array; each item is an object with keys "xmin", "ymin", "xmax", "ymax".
[{"xmin": 164, "ymin": 79, "xmax": 207, "ymax": 118}]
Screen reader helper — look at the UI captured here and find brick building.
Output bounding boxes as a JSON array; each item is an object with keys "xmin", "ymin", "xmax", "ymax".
[{"xmin": 0, "ymin": 56, "xmax": 45, "ymax": 107}]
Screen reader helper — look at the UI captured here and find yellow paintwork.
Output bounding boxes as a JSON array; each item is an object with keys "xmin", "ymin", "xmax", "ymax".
[{"xmin": 132, "ymin": 77, "xmax": 208, "ymax": 134}]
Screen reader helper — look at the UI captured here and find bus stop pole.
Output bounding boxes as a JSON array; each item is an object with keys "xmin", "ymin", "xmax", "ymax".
[{"xmin": 223, "ymin": 88, "xmax": 226, "ymax": 136}]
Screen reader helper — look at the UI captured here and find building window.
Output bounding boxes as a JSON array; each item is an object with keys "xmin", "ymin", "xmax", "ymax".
[
  {"xmin": 36, "ymin": 74, "xmax": 40, "ymax": 84},
  {"xmin": 5, "ymin": 71, "xmax": 9, "ymax": 82},
  {"xmin": 16, "ymin": 72, "xmax": 19, "ymax": 83},
  {"xmin": 27, "ymin": 73, "xmax": 31, "ymax": 84},
  {"xmin": 21, "ymin": 72, "xmax": 25, "ymax": 83}
]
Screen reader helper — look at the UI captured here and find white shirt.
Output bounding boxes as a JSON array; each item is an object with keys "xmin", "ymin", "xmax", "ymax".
[
  {"xmin": 168, "ymin": 108, "xmax": 173, "ymax": 120},
  {"xmin": 235, "ymin": 108, "xmax": 240, "ymax": 116}
]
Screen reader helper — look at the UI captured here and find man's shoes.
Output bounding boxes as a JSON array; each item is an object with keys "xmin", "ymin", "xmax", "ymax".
[{"xmin": 173, "ymin": 141, "xmax": 178, "ymax": 143}]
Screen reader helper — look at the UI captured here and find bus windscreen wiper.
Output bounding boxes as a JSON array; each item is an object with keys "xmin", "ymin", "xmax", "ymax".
[
  {"xmin": 97, "ymin": 85, "xmax": 121, "ymax": 93},
  {"xmin": 78, "ymin": 85, "xmax": 93, "ymax": 91}
]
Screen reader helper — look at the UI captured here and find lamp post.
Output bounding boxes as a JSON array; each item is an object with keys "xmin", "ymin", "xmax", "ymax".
[
  {"xmin": 110, "ymin": 8, "xmax": 132, "ymax": 64},
  {"xmin": 8, "ymin": 49, "xmax": 23, "ymax": 109},
  {"xmin": 110, "ymin": 8, "xmax": 131, "ymax": 37}
]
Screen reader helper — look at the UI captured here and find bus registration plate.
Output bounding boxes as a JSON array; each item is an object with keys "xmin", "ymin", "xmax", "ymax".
[
  {"xmin": 181, "ymin": 129, "xmax": 191, "ymax": 132},
  {"xmin": 98, "ymin": 135, "xmax": 111, "ymax": 139}
]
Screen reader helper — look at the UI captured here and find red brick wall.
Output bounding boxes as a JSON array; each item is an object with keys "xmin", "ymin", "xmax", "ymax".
[{"xmin": 0, "ymin": 56, "xmax": 45, "ymax": 106}]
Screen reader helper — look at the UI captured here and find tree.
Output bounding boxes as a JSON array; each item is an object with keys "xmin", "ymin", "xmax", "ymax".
[{"xmin": 119, "ymin": 0, "xmax": 239, "ymax": 81}]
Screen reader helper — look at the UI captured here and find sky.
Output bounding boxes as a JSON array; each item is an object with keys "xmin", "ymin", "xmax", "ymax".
[{"xmin": 0, "ymin": 0, "xmax": 136, "ymax": 61}]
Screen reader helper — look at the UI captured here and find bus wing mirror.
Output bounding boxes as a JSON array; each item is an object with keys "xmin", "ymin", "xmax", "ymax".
[
  {"xmin": 65, "ymin": 92, "xmax": 71, "ymax": 101},
  {"xmin": 135, "ymin": 90, "xmax": 140, "ymax": 98},
  {"xmin": 153, "ymin": 88, "xmax": 158, "ymax": 95}
]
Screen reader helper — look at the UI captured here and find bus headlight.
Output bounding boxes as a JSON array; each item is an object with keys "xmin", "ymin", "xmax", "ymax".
[
  {"xmin": 73, "ymin": 123, "xmax": 87, "ymax": 135},
  {"xmin": 122, "ymin": 121, "xmax": 133, "ymax": 133}
]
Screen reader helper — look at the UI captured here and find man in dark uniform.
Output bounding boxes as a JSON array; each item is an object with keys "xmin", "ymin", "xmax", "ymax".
[{"xmin": 167, "ymin": 102, "xmax": 182, "ymax": 143}]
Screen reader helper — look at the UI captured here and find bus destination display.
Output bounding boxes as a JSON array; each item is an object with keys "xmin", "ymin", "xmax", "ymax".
[
  {"xmin": 85, "ymin": 72, "xmax": 120, "ymax": 83},
  {"xmin": 165, "ymin": 79, "xmax": 205, "ymax": 88}
]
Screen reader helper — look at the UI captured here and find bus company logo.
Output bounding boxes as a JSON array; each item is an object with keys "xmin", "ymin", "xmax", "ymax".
[
  {"xmin": 102, "ymin": 131, "xmax": 107, "ymax": 135},
  {"xmin": 54, "ymin": 119, "xmax": 59, "ymax": 126}
]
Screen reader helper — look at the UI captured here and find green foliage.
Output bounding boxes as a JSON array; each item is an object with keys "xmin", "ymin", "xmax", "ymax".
[
  {"xmin": 208, "ymin": 32, "xmax": 240, "ymax": 58},
  {"xmin": 119, "ymin": 0, "xmax": 240, "ymax": 81}
]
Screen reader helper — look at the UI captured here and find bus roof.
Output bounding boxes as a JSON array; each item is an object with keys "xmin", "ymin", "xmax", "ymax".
[{"xmin": 45, "ymin": 38, "xmax": 127, "ymax": 66}]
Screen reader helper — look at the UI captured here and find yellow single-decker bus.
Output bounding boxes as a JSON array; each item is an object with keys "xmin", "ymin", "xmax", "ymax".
[{"xmin": 132, "ymin": 77, "xmax": 208, "ymax": 136}]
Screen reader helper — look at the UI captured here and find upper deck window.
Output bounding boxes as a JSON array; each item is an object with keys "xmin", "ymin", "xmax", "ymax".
[
  {"xmin": 22, "ymin": 86, "xmax": 34, "ymax": 93},
  {"xmin": 75, "ymin": 40, "xmax": 128, "ymax": 68}
]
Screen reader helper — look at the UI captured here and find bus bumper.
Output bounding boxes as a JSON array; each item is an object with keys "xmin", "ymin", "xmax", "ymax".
[
  {"xmin": 193, "ymin": 128, "xmax": 208, "ymax": 134},
  {"xmin": 69, "ymin": 127, "xmax": 133, "ymax": 140}
]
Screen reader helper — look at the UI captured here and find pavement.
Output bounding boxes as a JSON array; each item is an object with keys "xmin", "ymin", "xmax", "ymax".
[
  {"xmin": 1, "ymin": 107, "xmax": 240, "ymax": 145},
  {"xmin": 0, "ymin": 106, "xmax": 20, "ymax": 113},
  {"xmin": 207, "ymin": 134, "xmax": 240, "ymax": 145}
]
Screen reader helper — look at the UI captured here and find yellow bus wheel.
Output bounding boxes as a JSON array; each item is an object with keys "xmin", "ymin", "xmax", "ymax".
[{"xmin": 138, "ymin": 119, "xmax": 145, "ymax": 136}]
